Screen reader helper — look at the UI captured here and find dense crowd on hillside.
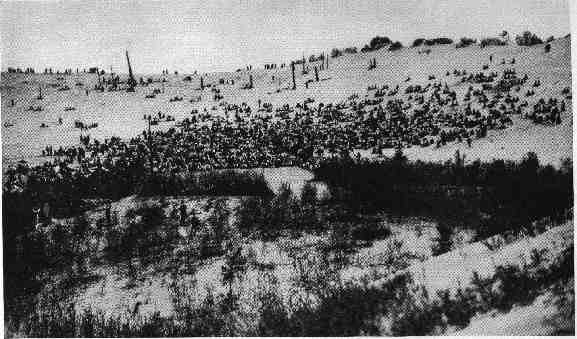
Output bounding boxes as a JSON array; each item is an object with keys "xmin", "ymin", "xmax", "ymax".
[{"xmin": 3, "ymin": 59, "xmax": 570, "ymax": 202}]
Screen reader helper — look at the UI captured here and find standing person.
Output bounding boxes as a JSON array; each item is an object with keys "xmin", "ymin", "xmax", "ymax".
[
  {"xmin": 489, "ymin": 54, "xmax": 493, "ymax": 63},
  {"xmin": 179, "ymin": 202, "xmax": 187, "ymax": 226}
]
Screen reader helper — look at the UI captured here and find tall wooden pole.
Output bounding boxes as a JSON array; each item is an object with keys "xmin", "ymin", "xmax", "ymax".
[{"xmin": 126, "ymin": 50, "xmax": 136, "ymax": 91}]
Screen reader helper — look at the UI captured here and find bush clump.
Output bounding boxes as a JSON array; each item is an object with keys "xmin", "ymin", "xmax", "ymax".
[
  {"xmin": 480, "ymin": 37, "xmax": 507, "ymax": 48},
  {"xmin": 330, "ymin": 48, "xmax": 343, "ymax": 58},
  {"xmin": 414, "ymin": 38, "xmax": 453, "ymax": 47},
  {"xmin": 426, "ymin": 37, "xmax": 453, "ymax": 46},
  {"xmin": 343, "ymin": 47, "xmax": 358, "ymax": 54},
  {"xmin": 314, "ymin": 152, "xmax": 572, "ymax": 240},
  {"xmin": 456, "ymin": 37, "xmax": 477, "ymax": 48},
  {"xmin": 361, "ymin": 36, "xmax": 392, "ymax": 52},
  {"xmin": 389, "ymin": 41, "xmax": 403, "ymax": 51},
  {"xmin": 412, "ymin": 38, "xmax": 426, "ymax": 47},
  {"xmin": 515, "ymin": 31, "xmax": 543, "ymax": 46}
]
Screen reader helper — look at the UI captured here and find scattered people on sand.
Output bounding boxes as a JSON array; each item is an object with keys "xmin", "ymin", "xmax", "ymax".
[
  {"xmin": 4, "ymin": 58, "xmax": 569, "ymax": 199},
  {"xmin": 74, "ymin": 120, "xmax": 98, "ymax": 131}
]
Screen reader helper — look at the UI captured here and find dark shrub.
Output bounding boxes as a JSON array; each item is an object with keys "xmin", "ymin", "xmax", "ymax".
[
  {"xmin": 369, "ymin": 36, "xmax": 392, "ymax": 50},
  {"xmin": 427, "ymin": 37, "xmax": 453, "ymax": 45},
  {"xmin": 456, "ymin": 37, "xmax": 477, "ymax": 48},
  {"xmin": 299, "ymin": 182, "xmax": 319, "ymax": 229},
  {"xmin": 314, "ymin": 152, "xmax": 572, "ymax": 239},
  {"xmin": 390, "ymin": 300, "xmax": 443, "ymax": 335},
  {"xmin": 257, "ymin": 290, "xmax": 292, "ymax": 336},
  {"xmin": 343, "ymin": 47, "xmax": 358, "ymax": 54},
  {"xmin": 290, "ymin": 281, "xmax": 395, "ymax": 336},
  {"xmin": 516, "ymin": 31, "xmax": 543, "ymax": 46},
  {"xmin": 361, "ymin": 44, "xmax": 371, "ymax": 53},
  {"xmin": 349, "ymin": 219, "xmax": 391, "ymax": 242},
  {"xmin": 412, "ymin": 38, "xmax": 426, "ymax": 47},
  {"xmin": 480, "ymin": 38, "xmax": 507, "ymax": 48},
  {"xmin": 389, "ymin": 41, "xmax": 403, "ymax": 51},
  {"xmin": 437, "ymin": 288, "xmax": 477, "ymax": 328},
  {"xmin": 433, "ymin": 222, "xmax": 453, "ymax": 255},
  {"xmin": 331, "ymin": 48, "xmax": 343, "ymax": 58},
  {"xmin": 236, "ymin": 196, "xmax": 270, "ymax": 236},
  {"xmin": 360, "ymin": 36, "xmax": 392, "ymax": 53}
]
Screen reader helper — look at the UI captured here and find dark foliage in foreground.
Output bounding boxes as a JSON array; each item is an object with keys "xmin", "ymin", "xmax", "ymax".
[
  {"xmin": 18, "ymin": 245, "xmax": 573, "ymax": 337},
  {"xmin": 2, "ymin": 168, "xmax": 270, "ymax": 333},
  {"xmin": 235, "ymin": 182, "xmax": 391, "ymax": 243},
  {"xmin": 3, "ymin": 151, "xmax": 572, "ymax": 336},
  {"xmin": 314, "ymin": 151, "xmax": 572, "ymax": 239},
  {"xmin": 4, "ymin": 164, "xmax": 271, "ymax": 218},
  {"xmin": 141, "ymin": 170, "xmax": 272, "ymax": 197}
]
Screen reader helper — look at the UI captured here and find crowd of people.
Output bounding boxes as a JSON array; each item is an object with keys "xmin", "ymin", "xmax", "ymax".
[
  {"xmin": 3, "ymin": 60, "xmax": 570, "ymax": 198},
  {"xmin": 528, "ymin": 98, "xmax": 565, "ymax": 124}
]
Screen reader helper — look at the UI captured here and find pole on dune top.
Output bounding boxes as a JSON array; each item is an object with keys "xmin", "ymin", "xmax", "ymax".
[
  {"xmin": 291, "ymin": 62, "xmax": 296, "ymax": 90},
  {"xmin": 126, "ymin": 50, "xmax": 136, "ymax": 92}
]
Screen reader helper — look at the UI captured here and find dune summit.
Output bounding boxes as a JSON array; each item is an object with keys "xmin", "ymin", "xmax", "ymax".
[{"xmin": 2, "ymin": 35, "xmax": 572, "ymax": 169}]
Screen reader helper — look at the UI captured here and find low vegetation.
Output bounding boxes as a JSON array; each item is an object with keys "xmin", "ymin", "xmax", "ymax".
[
  {"xmin": 3, "ymin": 165, "xmax": 271, "ymax": 218},
  {"xmin": 15, "ymin": 242, "xmax": 573, "ymax": 337},
  {"xmin": 330, "ymin": 47, "xmax": 358, "ymax": 58},
  {"xmin": 480, "ymin": 38, "xmax": 507, "ymax": 48},
  {"xmin": 413, "ymin": 37, "xmax": 454, "ymax": 47},
  {"xmin": 361, "ymin": 36, "xmax": 392, "ymax": 52},
  {"xmin": 456, "ymin": 37, "xmax": 477, "ymax": 48},
  {"xmin": 389, "ymin": 41, "xmax": 403, "ymax": 51},
  {"xmin": 516, "ymin": 30, "xmax": 543, "ymax": 46}
]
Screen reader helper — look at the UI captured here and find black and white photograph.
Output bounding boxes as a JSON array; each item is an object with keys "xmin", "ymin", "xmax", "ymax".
[{"xmin": 1, "ymin": 0, "xmax": 574, "ymax": 336}]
